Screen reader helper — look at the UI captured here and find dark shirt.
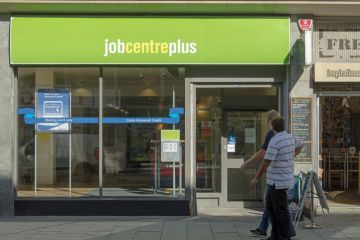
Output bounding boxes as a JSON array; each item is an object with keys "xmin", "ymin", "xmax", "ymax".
[{"xmin": 261, "ymin": 129, "xmax": 275, "ymax": 150}]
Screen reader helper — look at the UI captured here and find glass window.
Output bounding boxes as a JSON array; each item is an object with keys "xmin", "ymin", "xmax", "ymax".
[
  {"xmin": 17, "ymin": 67, "xmax": 185, "ymax": 199},
  {"xmin": 102, "ymin": 68, "xmax": 185, "ymax": 197},
  {"xmin": 17, "ymin": 68, "xmax": 100, "ymax": 198},
  {"xmin": 196, "ymin": 89, "xmax": 222, "ymax": 192},
  {"xmin": 18, "ymin": 69, "xmax": 36, "ymax": 197}
]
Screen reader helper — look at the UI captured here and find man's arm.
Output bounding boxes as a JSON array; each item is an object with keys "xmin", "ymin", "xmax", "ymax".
[
  {"xmin": 295, "ymin": 146, "xmax": 303, "ymax": 157},
  {"xmin": 294, "ymin": 137, "xmax": 304, "ymax": 157},
  {"xmin": 240, "ymin": 149, "xmax": 266, "ymax": 170},
  {"xmin": 241, "ymin": 130, "xmax": 274, "ymax": 171},
  {"xmin": 250, "ymin": 159, "xmax": 272, "ymax": 188}
]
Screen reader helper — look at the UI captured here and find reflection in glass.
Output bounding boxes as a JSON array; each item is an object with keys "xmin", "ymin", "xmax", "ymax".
[
  {"xmin": 225, "ymin": 111, "xmax": 268, "ymax": 201},
  {"xmin": 196, "ymin": 89, "xmax": 222, "ymax": 192},
  {"xmin": 17, "ymin": 67, "xmax": 185, "ymax": 199},
  {"xmin": 17, "ymin": 69, "xmax": 35, "ymax": 197},
  {"xmin": 196, "ymin": 87, "xmax": 278, "ymax": 201},
  {"xmin": 102, "ymin": 68, "xmax": 185, "ymax": 197},
  {"xmin": 17, "ymin": 68, "xmax": 100, "ymax": 197}
]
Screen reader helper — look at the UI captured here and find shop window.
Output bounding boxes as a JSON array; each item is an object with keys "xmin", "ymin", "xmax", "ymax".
[
  {"xmin": 17, "ymin": 68, "xmax": 100, "ymax": 197},
  {"xmin": 102, "ymin": 67, "xmax": 185, "ymax": 197},
  {"xmin": 17, "ymin": 67, "xmax": 185, "ymax": 198},
  {"xmin": 320, "ymin": 96, "xmax": 360, "ymax": 204}
]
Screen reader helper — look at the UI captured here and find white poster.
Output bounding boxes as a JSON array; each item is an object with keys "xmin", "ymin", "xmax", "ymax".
[
  {"xmin": 162, "ymin": 142, "xmax": 178, "ymax": 153},
  {"xmin": 245, "ymin": 128, "xmax": 256, "ymax": 144},
  {"xmin": 161, "ymin": 141, "xmax": 181, "ymax": 162},
  {"xmin": 227, "ymin": 144, "xmax": 235, "ymax": 153}
]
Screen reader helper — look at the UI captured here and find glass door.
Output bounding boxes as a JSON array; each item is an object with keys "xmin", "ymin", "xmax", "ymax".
[
  {"xmin": 195, "ymin": 86, "xmax": 279, "ymax": 207},
  {"xmin": 223, "ymin": 110, "xmax": 267, "ymax": 206}
]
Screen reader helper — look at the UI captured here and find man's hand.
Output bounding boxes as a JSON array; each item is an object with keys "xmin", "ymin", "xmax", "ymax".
[
  {"xmin": 250, "ymin": 178, "xmax": 258, "ymax": 189},
  {"xmin": 239, "ymin": 149, "xmax": 266, "ymax": 172},
  {"xmin": 240, "ymin": 161, "xmax": 248, "ymax": 171},
  {"xmin": 250, "ymin": 159, "xmax": 271, "ymax": 190},
  {"xmin": 295, "ymin": 146, "xmax": 303, "ymax": 157}
]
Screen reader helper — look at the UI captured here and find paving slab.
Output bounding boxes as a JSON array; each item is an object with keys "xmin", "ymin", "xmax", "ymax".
[
  {"xmin": 134, "ymin": 231, "xmax": 162, "ymax": 240},
  {"xmin": 213, "ymin": 232, "xmax": 240, "ymax": 240},
  {"xmin": 211, "ymin": 222, "xmax": 238, "ymax": 233},
  {"xmin": 1, "ymin": 208, "xmax": 360, "ymax": 240}
]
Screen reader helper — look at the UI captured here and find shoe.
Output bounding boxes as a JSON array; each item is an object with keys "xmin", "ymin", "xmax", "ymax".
[
  {"xmin": 261, "ymin": 237, "xmax": 295, "ymax": 240},
  {"xmin": 250, "ymin": 228, "xmax": 267, "ymax": 237}
]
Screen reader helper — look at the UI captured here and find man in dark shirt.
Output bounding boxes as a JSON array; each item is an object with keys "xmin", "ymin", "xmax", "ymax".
[{"xmin": 240, "ymin": 110, "xmax": 278, "ymax": 237}]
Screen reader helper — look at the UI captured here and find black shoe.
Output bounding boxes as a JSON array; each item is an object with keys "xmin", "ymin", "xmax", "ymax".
[
  {"xmin": 261, "ymin": 237, "xmax": 294, "ymax": 240},
  {"xmin": 250, "ymin": 228, "xmax": 267, "ymax": 237}
]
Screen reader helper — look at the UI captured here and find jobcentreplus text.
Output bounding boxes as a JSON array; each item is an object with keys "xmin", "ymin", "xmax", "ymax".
[{"xmin": 104, "ymin": 39, "xmax": 197, "ymax": 57}]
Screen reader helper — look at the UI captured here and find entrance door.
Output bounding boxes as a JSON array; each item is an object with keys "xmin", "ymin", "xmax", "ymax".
[
  {"xmin": 222, "ymin": 110, "xmax": 267, "ymax": 207},
  {"xmin": 195, "ymin": 87, "xmax": 279, "ymax": 208}
]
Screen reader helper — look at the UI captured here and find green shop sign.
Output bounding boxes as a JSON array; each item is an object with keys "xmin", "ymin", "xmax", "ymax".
[
  {"xmin": 10, "ymin": 16, "xmax": 290, "ymax": 65},
  {"xmin": 161, "ymin": 130, "xmax": 180, "ymax": 142}
]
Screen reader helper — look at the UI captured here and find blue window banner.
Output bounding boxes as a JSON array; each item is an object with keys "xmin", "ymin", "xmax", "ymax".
[
  {"xmin": 18, "ymin": 107, "xmax": 184, "ymax": 125},
  {"xmin": 36, "ymin": 89, "xmax": 70, "ymax": 132}
]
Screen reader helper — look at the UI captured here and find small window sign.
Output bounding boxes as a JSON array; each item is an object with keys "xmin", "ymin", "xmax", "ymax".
[{"xmin": 161, "ymin": 130, "xmax": 181, "ymax": 162}]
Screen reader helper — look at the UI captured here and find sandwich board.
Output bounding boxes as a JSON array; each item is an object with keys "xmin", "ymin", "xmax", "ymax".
[{"xmin": 293, "ymin": 171, "xmax": 329, "ymax": 229}]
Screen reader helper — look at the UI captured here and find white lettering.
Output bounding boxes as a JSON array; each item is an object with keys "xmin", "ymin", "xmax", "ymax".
[
  {"xmin": 169, "ymin": 43, "xmax": 177, "ymax": 57},
  {"xmin": 177, "ymin": 39, "xmax": 181, "ymax": 53},
  {"xmin": 103, "ymin": 38, "xmax": 198, "ymax": 57},
  {"xmin": 190, "ymin": 43, "xmax": 197, "ymax": 54},
  {"xmin": 103, "ymin": 39, "xmax": 109, "ymax": 57},
  {"xmin": 118, "ymin": 39, "xmax": 125, "ymax": 53},
  {"xmin": 109, "ymin": 42, "xmax": 117, "ymax": 54}
]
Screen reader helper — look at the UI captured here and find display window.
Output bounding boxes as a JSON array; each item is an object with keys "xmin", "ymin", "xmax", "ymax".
[
  {"xmin": 17, "ymin": 67, "xmax": 185, "ymax": 198},
  {"xmin": 320, "ymin": 96, "xmax": 360, "ymax": 204}
]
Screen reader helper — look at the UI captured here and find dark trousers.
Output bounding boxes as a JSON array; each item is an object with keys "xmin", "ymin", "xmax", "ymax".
[{"xmin": 266, "ymin": 184, "xmax": 296, "ymax": 240}]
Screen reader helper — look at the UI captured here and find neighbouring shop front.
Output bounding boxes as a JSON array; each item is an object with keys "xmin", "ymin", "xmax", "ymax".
[
  {"xmin": 313, "ymin": 20, "xmax": 360, "ymax": 206},
  {"xmin": 11, "ymin": 16, "xmax": 290, "ymax": 215}
]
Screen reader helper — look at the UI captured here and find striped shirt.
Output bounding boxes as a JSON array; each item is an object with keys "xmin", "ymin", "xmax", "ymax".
[{"xmin": 264, "ymin": 131, "xmax": 303, "ymax": 189}]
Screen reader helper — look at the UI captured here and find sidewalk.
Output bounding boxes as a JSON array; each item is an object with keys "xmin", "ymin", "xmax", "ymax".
[{"xmin": 1, "ymin": 208, "xmax": 360, "ymax": 240}]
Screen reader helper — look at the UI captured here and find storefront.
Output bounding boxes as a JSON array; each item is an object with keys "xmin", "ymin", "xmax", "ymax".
[
  {"xmin": 313, "ymin": 20, "xmax": 360, "ymax": 206},
  {"xmin": 0, "ymin": 0, "xmax": 358, "ymax": 218},
  {"xmin": 8, "ymin": 16, "xmax": 291, "ymax": 215}
]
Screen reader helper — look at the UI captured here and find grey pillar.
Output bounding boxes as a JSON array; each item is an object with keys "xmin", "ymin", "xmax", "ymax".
[
  {"xmin": 185, "ymin": 76, "xmax": 197, "ymax": 216},
  {"xmin": 0, "ymin": 15, "xmax": 15, "ymax": 216},
  {"xmin": 290, "ymin": 15, "xmax": 317, "ymax": 174}
]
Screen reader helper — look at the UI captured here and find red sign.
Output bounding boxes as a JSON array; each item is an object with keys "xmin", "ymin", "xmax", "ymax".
[{"xmin": 298, "ymin": 19, "xmax": 313, "ymax": 31}]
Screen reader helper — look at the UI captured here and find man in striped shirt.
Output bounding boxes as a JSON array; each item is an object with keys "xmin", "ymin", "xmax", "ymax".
[
  {"xmin": 240, "ymin": 109, "xmax": 279, "ymax": 237},
  {"xmin": 251, "ymin": 117, "xmax": 303, "ymax": 240}
]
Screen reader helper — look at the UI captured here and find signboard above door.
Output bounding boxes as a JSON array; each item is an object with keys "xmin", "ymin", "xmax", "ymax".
[
  {"xmin": 10, "ymin": 16, "xmax": 290, "ymax": 65},
  {"xmin": 314, "ymin": 22, "xmax": 360, "ymax": 63},
  {"xmin": 314, "ymin": 63, "xmax": 360, "ymax": 82}
]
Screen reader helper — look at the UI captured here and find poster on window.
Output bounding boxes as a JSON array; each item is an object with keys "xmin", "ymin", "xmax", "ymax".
[
  {"xmin": 36, "ymin": 89, "xmax": 70, "ymax": 132},
  {"xmin": 245, "ymin": 128, "xmax": 256, "ymax": 144},
  {"xmin": 161, "ymin": 130, "xmax": 181, "ymax": 162},
  {"xmin": 227, "ymin": 135, "xmax": 236, "ymax": 153}
]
